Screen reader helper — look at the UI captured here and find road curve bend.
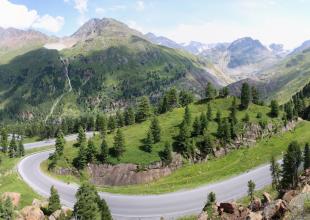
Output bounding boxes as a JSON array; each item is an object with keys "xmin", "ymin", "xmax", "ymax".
[{"xmin": 18, "ymin": 149, "xmax": 273, "ymax": 220}]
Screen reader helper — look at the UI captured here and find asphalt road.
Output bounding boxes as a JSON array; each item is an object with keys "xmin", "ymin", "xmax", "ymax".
[{"xmin": 19, "ymin": 137, "xmax": 273, "ymax": 220}]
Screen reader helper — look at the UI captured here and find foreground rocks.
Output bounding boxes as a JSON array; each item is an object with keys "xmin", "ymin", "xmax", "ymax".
[{"xmin": 1, "ymin": 192, "xmax": 21, "ymax": 207}]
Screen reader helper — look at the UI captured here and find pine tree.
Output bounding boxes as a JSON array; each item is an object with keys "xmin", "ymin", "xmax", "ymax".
[
  {"xmin": 217, "ymin": 119, "xmax": 231, "ymax": 144},
  {"xmin": 144, "ymin": 130, "xmax": 154, "ymax": 153},
  {"xmin": 8, "ymin": 134, "xmax": 17, "ymax": 158},
  {"xmin": 167, "ymin": 87, "xmax": 179, "ymax": 109},
  {"xmin": 251, "ymin": 86, "xmax": 260, "ymax": 104},
  {"xmin": 74, "ymin": 183, "xmax": 101, "ymax": 220},
  {"xmin": 240, "ymin": 83, "xmax": 251, "ymax": 109},
  {"xmin": 207, "ymin": 103, "xmax": 212, "ymax": 120},
  {"xmin": 304, "ymin": 143, "xmax": 310, "ymax": 170},
  {"xmin": 281, "ymin": 141, "xmax": 302, "ymax": 189},
  {"xmin": 205, "ymin": 82, "xmax": 217, "ymax": 100},
  {"xmin": 150, "ymin": 117, "xmax": 161, "ymax": 143},
  {"xmin": 99, "ymin": 199, "xmax": 112, "ymax": 220},
  {"xmin": 116, "ymin": 110, "xmax": 124, "ymax": 127},
  {"xmin": 229, "ymin": 97, "xmax": 238, "ymax": 124},
  {"xmin": 124, "ymin": 107, "xmax": 135, "ymax": 125},
  {"xmin": 107, "ymin": 116, "xmax": 116, "ymax": 132},
  {"xmin": 215, "ymin": 110, "xmax": 221, "ymax": 124},
  {"xmin": 0, "ymin": 128, "xmax": 8, "ymax": 153},
  {"xmin": 175, "ymin": 121, "xmax": 191, "ymax": 154},
  {"xmin": 86, "ymin": 139, "xmax": 97, "ymax": 163},
  {"xmin": 203, "ymin": 192, "xmax": 216, "ymax": 212},
  {"xmin": 99, "ymin": 138, "xmax": 109, "ymax": 163},
  {"xmin": 247, "ymin": 180, "xmax": 256, "ymax": 202},
  {"xmin": 160, "ymin": 142, "xmax": 173, "ymax": 165},
  {"xmin": 113, "ymin": 129, "xmax": 125, "ymax": 159},
  {"xmin": 199, "ymin": 132, "xmax": 214, "ymax": 158},
  {"xmin": 74, "ymin": 141, "xmax": 87, "ymax": 169},
  {"xmin": 48, "ymin": 186, "xmax": 61, "ymax": 214},
  {"xmin": 159, "ymin": 95, "xmax": 169, "ymax": 113},
  {"xmin": 55, "ymin": 130, "xmax": 65, "ymax": 156},
  {"xmin": 219, "ymin": 87, "xmax": 229, "ymax": 98},
  {"xmin": 192, "ymin": 117, "xmax": 201, "ymax": 137},
  {"xmin": 76, "ymin": 126, "xmax": 86, "ymax": 148},
  {"xmin": 179, "ymin": 90, "xmax": 194, "ymax": 107},
  {"xmin": 270, "ymin": 156, "xmax": 281, "ymax": 190},
  {"xmin": 17, "ymin": 139, "xmax": 25, "ymax": 157},
  {"xmin": 96, "ymin": 114, "xmax": 107, "ymax": 137},
  {"xmin": 200, "ymin": 113, "xmax": 208, "ymax": 134},
  {"xmin": 270, "ymin": 100, "xmax": 279, "ymax": 117},
  {"xmin": 184, "ymin": 105, "xmax": 192, "ymax": 125},
  {"xmin": 136, "ymin": 96, "xmax": 152, "ymax": 122}
]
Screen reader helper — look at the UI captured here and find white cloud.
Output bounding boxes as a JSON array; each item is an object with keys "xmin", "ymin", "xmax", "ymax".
[
  {"xmin": 95, "ymin": 7, "xmax": 105, "ymax": 14},
  {"xmin": 32, "ymin": 15, "xmax": 64, "ymax": 33},
  {"xmin": 136, "ymin": 1, "xmax": 145, "ymax": 11},
  {"xmin": 73, "ymin": 0, "xmax": 88, "ymax": 14},
  {"xmin": 108, "ymin": 5, "xmax": 127, "ymax": 11},
  {"xmin": 0, "ymin": 0, "xmax": 64, "ymax": 32}
]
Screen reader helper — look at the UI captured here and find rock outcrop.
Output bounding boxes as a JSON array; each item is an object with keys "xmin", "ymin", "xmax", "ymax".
[
  {"xmin": 1, "ymin": 192, "xmax": 20, "ymax": 207},
  {"xmin": 17, "ymin": 206, "xmax": 45, "ymax": 220}
]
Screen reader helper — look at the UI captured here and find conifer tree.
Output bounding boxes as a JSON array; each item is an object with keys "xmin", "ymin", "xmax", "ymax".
[
  {"xmin": 240, "ymin": 83, "xmax": 251, "ymax": 109},
  {"xmin": 55, "ymin": 130, "xmax": 65, "ymax": 156},
  {"xmin": 200, "ymin": 113, "xmax": 208, "ymax": 134},
  {"xmin": 219, "ymin": 87, "xmax": 229, "ymax": 98},
  {"xmin": 199, "ymin": 132, "xmax": 214, "ymax": 158},
  {"xmin": 124, "ymin": 107, "xmax": 135, "ymax": 125},
  {"xmin": 99, "ymin": 199, "xmax": 112, "ymax": 220},
  {"xmin": 113, "ymin": 129, "xmax": 125, "ymax": 159},
  {"xmin": 167, "ymin": 87, "xmax": 179, "ymax": 109},
  {"xmin": 229, "ymin": 97, "xmax": 238, "ymax": 124},
  {"xmin": 96, "ymin": 114, "xmax": 107, "ymax": 137},
  {"xmin": 205, "ymin": 82, "xmax": 217, "ymax": 100},
  {"xmin": 160, "ymin": 142, "xmax": 173, "ymax": 165},
  {"xmin": 247, "ymin": 180, "xmax": 256, "ymax": 202},
  {"xmin": 192, "ymin": 117, "xmax": 201, "ymax": 137},
  {"xmin": 107, "ymin": 116, "xmax": 116, "ymax": 132},
  {"xmin": 159, "ymin": 95, "xmax": 169, "ymax": 113},
  {"xmin": 175, "ymin": 121, "xmax": 191, "ymax": 154},
  {"xmin": 48, "ymin": 186, "xmax": 61, "ymax": 214},
  {"xmin": 136, "ymin": 96, "xmax": 152, "ymax": 122},
  {"xmin": 0, "ymin": 128, "xmax": 8, "ymax": 153},
  {"xmin": 184, "ymin": 105, "xmax": 192, "ymax": 125},
  {"xmin": 304, "ymin": 143, "xmax": 310, "ymax": 170},
  {"xmin": 179, "ymin": 90, "xmax": 194, "ymax": 107},
  {"xmin": 251, "ymin": 86, "xmax": 260, "ymax": 104},
  {"xmin": 270, "ymin": 100, "xmax": 279, "ymax": 117},
  {"xmin": 270, "ymin": 156, "xmax": 281, "ymax": 190},
  {"xmin": 144, "ymin": 130, "xmax": 154, "ymax": 153},
  {"xmin": 150, "ymin": 117, "xmax": 161, "ymax": 143},
  {"xmin": 207, "ymin": 103, "xmax": 212, "ymax": 120},
  {"xmin": 215, "ymin": 110, "xmax": 222, "ymax": 123},
  {"xmin": 203, "ymin": 192, "xmax": 216, "ymax": 212},
  {"xmin": 281, "ymin": 141, "xmax": 302, "ymax": 189},
  {"xmin": 217, "ymin": 118, "xmax": 231, "ymax": 144},
  {"xmin": 17, "ymin": 139, "xmax": 25, "ymax": 157},
  {"xmin": 86, "ymin": 139, "xmax": 97, "ymax": 163},
  {"xmin": 76, "ymin": 126, "xmax": 86, "ymax": 148},
  {"xmin": 99, "ymin": 138, "xmax": 109, "ymax": 163},
  {"xmin": 8, "ymin": 134, "xmax": 17, "ymax": 158},
  {"xmin": 74, "ymin": 141, "xmax": 87, "ymax": 169},
  {"xmin": 74, "ymin": 183, "xmax": 101, "ymax": 220},
  {"xmin": 116, "ymin": 110, "xmax": 124, "ymax": 127}
]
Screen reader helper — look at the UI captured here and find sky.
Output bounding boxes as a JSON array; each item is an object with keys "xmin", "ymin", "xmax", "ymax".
[{"xmin": 0, "ymin": 0, "xmax": 310, "ymax": 49}]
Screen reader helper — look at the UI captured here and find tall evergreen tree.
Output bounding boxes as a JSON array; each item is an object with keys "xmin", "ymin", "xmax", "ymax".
[
  {"xmin": 199, "ymin": 132, "xmax": 214, "ymax": 158},
  {"xmin": 205, "ymin": 82, "xmax": 217, "ymax": 100},
  {"xmin": 281, "ymin": 141, "xmax": 302, "ymax": 189},
  {"xmin": 229, "ymin": 97, "xmax": 238, "ymax": 124},
  {"xmin": 167, "ymin": 87, "xmax": 179, "ymax": 109},
  {"xmin": 160, "ymin": 142, "xmax": 173, "ymax": 165},
  {"xmin": 17, "ymin": 139, "xmax": 25, "ymax": 157},
  {"xmin": 99, "ymin": 199, "xmax": 112, "ymax": 220},
  {"xmin": 136, "ymin": 96, "xmax": 152, "ymax": 122},
  {"xmin": 251, "ymin": 86, "xmax": 260, "ymax": 104},
  {"xmin": 107, "ymin": 116, "xmax": 116, "ymax": 132},
  {"xmin": 48, "ymin": 186, "xmax": 61, "ymax": 214},
  {"xmin": 98, "ymin": 138, "xmax": 109, "ymax": 163},
  {"xmin": 124, "ymin": 107, "xmax": 135, "ymax": 125},
  {"xmin": 175, "ymin": 121, "xmax": 191, "ymax": 154},
  {"xmin": 179, "ymin": 90, "xmax": 194, "ymax": 107},
  {"xmin": 116, "ymin": 110, "xmax": 124, "ymax": 128},
  {"xmin": 304, "ymin": 143, "xmax": 310, "ymax": 170},
  {"xmin": 192, "ymin": 117, "xmax": 201, "ymax": 137},
  {"xmin": 184, "ymin": 105, "xmax": 192, "ymax": 125},
  {"xmin": 8, "ymin": 134, "xmax": 17, "ymax": 158},
  {"xmin": 74, "ymin": 141, "xmax": 87, "ymax": 169},
  {"xmin": 113, "ymin": 129, "xmax": 125, "ymax": 159},
  {"xmin": 219, "ymin": 87, "xmax": 229, "ymax": 98},
  {"xmin": 240, "ymin": 83, "xmax": 251, "ymax": 109},
  {"xmin": 247, "ymin": 180, "xmax": 256, "ymax": 202},
  {"xmin": 55, "ymin": 130, "xmax": 65, "ymax": 156},
  {"xmin": 270, "ymin": 156, "xmax": 281, "ymax": 191},
  {"xmin": 217, "ymin": 119, "xmax": 231, "ymax": 144},
  {"xmin": 144, "ymin": 130, "xmax": 154, "ymax": 153},
  {"xmin": 96, "ymin": 114, "xmax": 107, "ymax": 137},
  {"xmin": 270, "ymin": 100, "xmax": 279, "ymax": 117},
  {"xmin": 159, "ymin": 95, "xmax": 169, "ymax": 114},
  {"xmin": 74, "ymin": 183, "xmax": 101, "ymax": 220},
  {"xmin": 200, "ymin": 113, "xmax": 208, "ymax": 134},
  {"xmin": 76, "ymin": 126, "xmax": 86, "ymax": 148},
  {"xmin": 0, "ymin": 128, "xmax": 8, "ymax": 153},
  {"xmin": 86, "ymin": 139, "xmax": 97, "ymax": 163},
  {"xmin": 215, "ymin": 110, "xmax": 222, "ymax": 124},
  {"xmin": 150, "ymin": 117, "xmax": 161, "ymax": 143}
]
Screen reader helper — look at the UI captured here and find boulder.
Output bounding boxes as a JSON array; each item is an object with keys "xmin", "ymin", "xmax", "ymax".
[
  {"xmin": 219, "ymin": 202, "xmax": 238, "ymax": 214},
  {"xmin": 263, "ymin": 199, "xmax": 288, "ymax": 220},
  {"xmin": 262, "ymin": 192, "xmax": 272, "ymax": 204},
  {"xmin": 32, "ymin": 199, "xmax": 48, "ymax": 208},
  {"xmin": 1, "ymin": 192, "xmax": 21, "ymax": 207},
  {"xmin": 49, "ymin": 210, "xmax": 63, "ymax": 220},
  {"xmin": 246, "ymin": 211, "xmax": 263, "ymax": 220},
  {"xmin": 197, "ymin": 211, "xmax": 208, "ymax": 220},
  {"xmin": 302, "ymin": 184, "xmax": 310, "ymax": 193},
  {"xmin": 282, "ymin": 190, "xmax": 297, "ymax": 203},
  {"xmin": 249, "ymin": 197, "xmax": 261, "ymax": 212},
  {"xmin": 19, "ymin": 206, "xmax": 45, "ymax": 220}
]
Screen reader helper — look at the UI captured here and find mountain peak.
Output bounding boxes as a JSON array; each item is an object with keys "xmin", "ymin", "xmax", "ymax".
[{"xmin": 72, "ymin": 18, "xmax": 141, "ymax": 39}]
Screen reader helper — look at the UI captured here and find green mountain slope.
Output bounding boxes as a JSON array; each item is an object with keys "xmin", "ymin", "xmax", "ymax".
[{"xmin": 0, "ymin": 18, "xmax": 221, "ymax": 121}]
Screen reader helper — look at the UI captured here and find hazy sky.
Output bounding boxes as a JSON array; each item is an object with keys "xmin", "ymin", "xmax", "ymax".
[{"xmin": 1, "ymin": 0, "xmax": 310, "ymax": 49}]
